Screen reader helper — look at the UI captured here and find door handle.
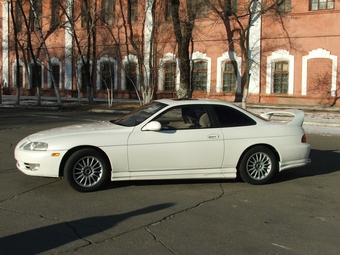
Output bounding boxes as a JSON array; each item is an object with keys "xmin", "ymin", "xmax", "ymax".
[{"xmin": 208, "ymin": 134, "xmax": 219, "ymax": 139}]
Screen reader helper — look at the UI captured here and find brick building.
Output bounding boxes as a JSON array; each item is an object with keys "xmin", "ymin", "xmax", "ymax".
[{"xmin": 1, "ymin": 0, "xmax": 339, "ymax": 106}]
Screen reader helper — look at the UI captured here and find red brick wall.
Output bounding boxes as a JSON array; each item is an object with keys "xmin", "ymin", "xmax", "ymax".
[{"xmin": 307, "ymin": 58, "xmax": 332, "ymax": 97}]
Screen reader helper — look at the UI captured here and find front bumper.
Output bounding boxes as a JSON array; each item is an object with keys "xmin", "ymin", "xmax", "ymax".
[{"xmin": 15, "ymin": 148, "xmax": 66, "ymax": 177}]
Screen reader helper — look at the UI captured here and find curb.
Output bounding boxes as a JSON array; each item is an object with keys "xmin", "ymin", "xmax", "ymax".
[{"xmin": 0, "ymin": 104, "xmax": 60, "ymax": 111}]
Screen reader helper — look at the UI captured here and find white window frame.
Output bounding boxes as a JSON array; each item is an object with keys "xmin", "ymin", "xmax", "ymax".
[
  {"xmin": 266, "ymin": 50, "xmax": 294, "ymax": 94},
  {"xmin": 48, "ymin": 57, "xmax": 62, "ymax": 89},
  {"xmin": 302, "ymin": 48, "xmax": 337, "ymax": 96},
  {"xmin": 76, "ymin": 57, "xmax": 93, "ymax": 90},
  {"xmin": 216, "ymin": 52, "xmax": 242, "ymax": 93},
  {"xmin": 28, "ymin": 59, "xmax": 44, "ymax": 89},
  {"xmin": 191, "ymin": 51, "xmax": 211, "ymax": 92},
  {"xmin": 158, "ymin": 53, "xmax": 180, "ymax": 91},
  {"xmin": 97, "ymin": 56, "xmax": 117, "ymax": 90},
  {"xmin": 121, "ymin": 55, "xmax": 140, "ymax": 90}
]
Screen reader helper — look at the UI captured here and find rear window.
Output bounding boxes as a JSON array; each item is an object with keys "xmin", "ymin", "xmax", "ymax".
[{"xmin": 212, "ymin": 105, "xmax": 256, "ymax": 127}]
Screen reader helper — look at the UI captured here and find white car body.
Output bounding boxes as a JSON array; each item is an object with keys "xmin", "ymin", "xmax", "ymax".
[{"xmin": 15, "ymin": 99, "xmax": 311, "ymax": 191}]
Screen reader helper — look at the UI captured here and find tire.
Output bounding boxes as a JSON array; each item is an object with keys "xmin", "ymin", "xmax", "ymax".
[
  {"xmin": 238, "ymin": 146, "xmax": 278, "ymax": 185},
  {"xmin": 64, "ymin": 148, "xmax": 110, "ymax": 192}
]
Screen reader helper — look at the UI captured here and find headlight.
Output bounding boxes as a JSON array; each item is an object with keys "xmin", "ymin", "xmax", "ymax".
[{"xmin": 21, "ymin": 142, "xmax": 48, "ymax": 151}]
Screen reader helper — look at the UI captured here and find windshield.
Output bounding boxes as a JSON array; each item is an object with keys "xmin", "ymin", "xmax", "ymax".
[{"xmin": 113, "ymin": 102, "xmax": 167, "ymax": 127}]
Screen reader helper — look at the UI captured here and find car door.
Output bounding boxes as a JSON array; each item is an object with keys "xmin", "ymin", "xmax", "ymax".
[{"xmin": 127, "ymin": 105, "xmax": 224, "ymax": 173}]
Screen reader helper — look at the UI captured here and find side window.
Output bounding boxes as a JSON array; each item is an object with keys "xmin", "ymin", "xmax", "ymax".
[
  {"xmin": 154, "ymin": 105, "xmax": 211, "ymax": 130},
  {"xmin": 212, "ymin": 106, "xmax": 256, "ymax": 127}
]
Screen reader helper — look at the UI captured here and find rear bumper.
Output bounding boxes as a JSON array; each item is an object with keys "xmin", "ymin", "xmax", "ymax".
[{"xmin": 280, "ymin": 158, "xmax": 311, "ymax": 171}]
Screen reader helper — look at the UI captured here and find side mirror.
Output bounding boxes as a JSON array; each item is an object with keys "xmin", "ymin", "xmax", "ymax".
[{"xmin": 142, "ymin": 121, "xmax": 162, "ymax": 131}]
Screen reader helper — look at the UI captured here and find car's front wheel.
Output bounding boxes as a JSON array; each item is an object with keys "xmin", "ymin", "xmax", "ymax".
[
  {"xmin": 239, "ymin": 146, "xmax": 278, "ymax": 185},
  {"xmin": 64, "ymin": 148, "xmax": 110, "ymax": 192}
]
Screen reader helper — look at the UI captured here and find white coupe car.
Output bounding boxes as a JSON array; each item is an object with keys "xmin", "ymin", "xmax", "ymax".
[{"xmin": 15, "ymin": 99, "xmax": 311, "ymax": 192}]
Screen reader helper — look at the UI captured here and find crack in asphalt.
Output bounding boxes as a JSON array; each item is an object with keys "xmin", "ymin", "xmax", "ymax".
[
  {"xmin": 149, "ymin": 183, "xmax": 226, "ymax": 227},
  {"xmin": 53, "ymin": 183, "xmax": 228, "ymax": 254},
  {"xmin": 0, "ymin": 179, "xmax": 61, "ymax": 203},
  {"xmin": 143, "ymin": 183, "xmax": 226, "ymax": 255},
  {"xmin": 1, "ymin": 183, "xmax": 227, "ymax": 254},
  {"xmin": 146, "ymin": 227, "xmax": 177, "ymax": 254}
]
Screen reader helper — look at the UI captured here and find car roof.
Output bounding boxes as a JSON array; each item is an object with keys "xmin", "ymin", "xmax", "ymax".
[{"xmin": 154, "ymin": 98, "xmax": 234, "ymax": 107}]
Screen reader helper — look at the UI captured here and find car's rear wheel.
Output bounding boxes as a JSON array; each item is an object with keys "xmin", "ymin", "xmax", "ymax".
[
  {"xmin": 239, "ymin": 146, "xmax": 278, "ymax": 185},
  {"xmin": 64, "ymin": 148, "xmax": 110, "ymax": 192}
]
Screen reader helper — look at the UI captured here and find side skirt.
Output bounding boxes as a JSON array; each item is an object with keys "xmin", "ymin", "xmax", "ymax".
[{"xmin": 111, "ymin": 168, "xmax": 237, "ymax": 181}]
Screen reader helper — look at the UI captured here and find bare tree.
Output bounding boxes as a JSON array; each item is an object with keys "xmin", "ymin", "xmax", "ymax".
[
  {"xmin": 170, "ymin": 0, "xmax": 197, "ymax": 99},
  {"xmin": 9, "ymin": 0, "xmax": 21, "ymax": 105},
  {"xmin": 60, "ymin": 0, "xmax": 99, "ymax": 104},
  {"xmin": 28, "ymin": 0, "xmax": 62, "ymax": 105},
  {"xmin": 205, "ymin": 0, "xmax": 286, "ymax": 108}
]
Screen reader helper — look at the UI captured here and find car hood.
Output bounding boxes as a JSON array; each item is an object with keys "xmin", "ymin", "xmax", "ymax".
[{"xmin": 25, "ymin": 121, "xmax": 133, "ymax": 149}]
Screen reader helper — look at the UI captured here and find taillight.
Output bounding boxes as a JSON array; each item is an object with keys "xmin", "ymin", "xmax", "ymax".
[{"xmin": 301, "ymin": 134, "xmax": 307, "ymax": 143}]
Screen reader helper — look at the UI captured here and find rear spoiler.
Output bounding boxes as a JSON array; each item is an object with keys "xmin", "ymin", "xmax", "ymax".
[{"xmin": 260, "ymin": 110, "xmax": 305, "ymax": 126}]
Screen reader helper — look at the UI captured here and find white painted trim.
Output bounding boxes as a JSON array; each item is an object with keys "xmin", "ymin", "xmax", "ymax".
[
  {"xmin": 266, "ymin": 50, "xmax": 294, "ymax": 94},
  {"xmin": 191, "ymin": 51, "xmax": 211, "ymax": 92},
  {"xmin": 302, "ymin": 48, "xmax": 337, "ymax": 96},
  {"xmin": 121, "ymin": 55, "xmax": 140, "ymax": 90},
  {"xmin": 248, "ymin": 0, "xmax": 262, "ymax": 94},
  {"xmin": 2, "ymin": 2, "xmax": 9, "ymax": 88},
  {"xmin": 216, "ymin": 52, "xmax": 242, "ymax": 93},
  {"xmin": 64, "ymin": 0, "xmax": 73, "ymax": 90},
  {"xmin": 144, "ymin": 0, "xmax": 155, "ymax": 87},
  {"xmin": 158, "ymin": 53, "xmax": 180, "ymax": 91},
  {"xmin": 96, "ymin": 56, "xmax": 118, "ymax": 90}
]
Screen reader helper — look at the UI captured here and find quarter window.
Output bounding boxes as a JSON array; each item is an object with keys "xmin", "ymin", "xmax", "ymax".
[
  {"xmin": 212, "ymin": 106, "xmax": 256, "ymax": 127},
  {"xmin": 273, "ymin": 61, "xmax": 289, "ymax": 94},
  {"xmin": 310, "ymin": 0, "xmax": 334, "ymax": 10},
  {"xmin": 192, "ymin": 61, "xmax": 207, "ymax": 91},
  {"xmin": 223, "ymin": 61, "xmax": 237, "ymax": 92}
]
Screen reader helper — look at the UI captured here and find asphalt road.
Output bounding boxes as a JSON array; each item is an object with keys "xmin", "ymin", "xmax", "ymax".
[{"xmin": 0, "ymin": 108, "xmax": 339, "ymax": 255}]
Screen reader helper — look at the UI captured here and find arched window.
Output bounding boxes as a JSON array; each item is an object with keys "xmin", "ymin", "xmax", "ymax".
[
  {"xmin": 100, "ymin": 62, "xmax": 115, "ymax": 90},
  {"xmin": 192, "ymin": 60, "xmax": 207, "ymax": 91},
  {"xmin": 222, "ymin": 61, "xmax": 237, "ymax": 92},
  {"xmin": 12, "ymin": 60, "xmax": 26, "ymax": 88},
  {"xmin": 266, "ymin": 50, "xmax": 294, "ymax": 95},
  {"xmin": 48, "ymin": 58, "xmax": 62, "ymax": 89},
  {"xmin": 125, "ymin": 62, "xmax": 137, "ymax": 91},
  {"xmin": 29, "ymin": 61, "xmax": 44, "ymax": 89},
  {"xmin": 273, "ymin": 61, "xmax": 289, "ymax": 94},
  {"xmin": 164, "ymin": 62, "xmax": 176, "ymax": 91}
]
